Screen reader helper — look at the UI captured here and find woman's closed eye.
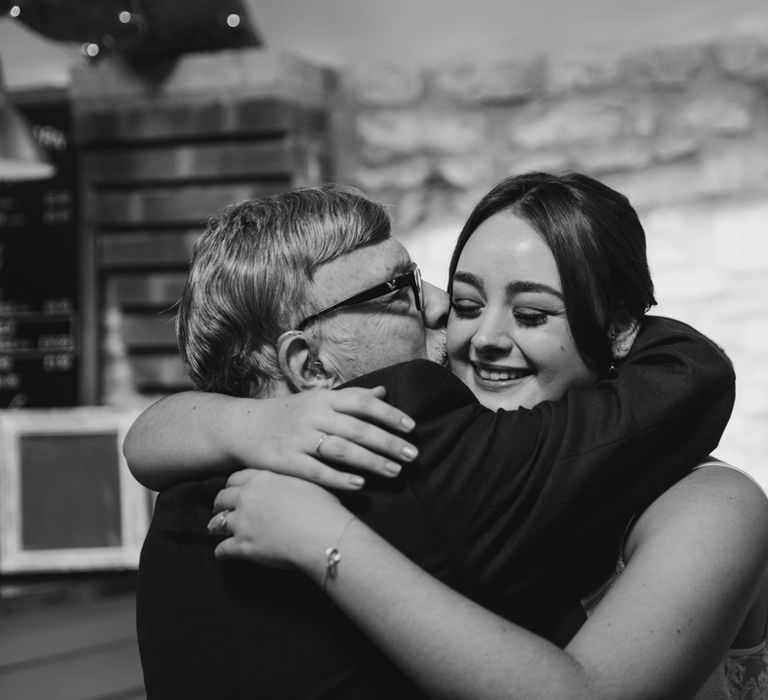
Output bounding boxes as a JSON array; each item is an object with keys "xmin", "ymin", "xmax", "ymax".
[
  {"xmin": 513, "ymin": 310, "xmax": 549, "ymax": 327},
  {"xmin": 451, "ymin": 298, "xmax": 483, "ymax": 318}
]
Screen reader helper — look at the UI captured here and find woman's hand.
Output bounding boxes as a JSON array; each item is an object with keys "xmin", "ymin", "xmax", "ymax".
[
  {"xmin": 225, "ymin": 386, "xmax": 418, "ymax": 490},
  {"xmin": 125, "ymin": 385, "xmax": 419, "ymax": 491},
  {"xmin": 208, "ymin": 469, "xmax": 353, "ymax": 580}
]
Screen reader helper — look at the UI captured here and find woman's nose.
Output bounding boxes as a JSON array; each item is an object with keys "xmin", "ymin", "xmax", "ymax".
[{"xmin": 472, "ymin": 309, "xmax": 515, "ymax": 355}]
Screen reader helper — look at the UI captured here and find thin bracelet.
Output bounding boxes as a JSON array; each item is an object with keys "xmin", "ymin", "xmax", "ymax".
[{"xmin": 322, "ymin": 515, "xmax": 357, "ymax": 591}]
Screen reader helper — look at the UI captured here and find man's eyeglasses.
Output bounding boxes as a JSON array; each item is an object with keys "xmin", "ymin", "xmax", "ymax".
[{"xmin": 297, "ymin": 264, "xmax": 423, "ymax": 331}]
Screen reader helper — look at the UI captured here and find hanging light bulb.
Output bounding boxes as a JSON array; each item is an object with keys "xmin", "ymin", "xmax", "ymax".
[
  {"xmin": 82, "ymin": 43, "xmax": 100, "ymax": 58},
  {"xmin": 9, "ymin": 5, "xmax": 21, "ymax": 19},
  {"xmin": 226, "ymin": 14, "xmax": 241, "ymax": 28}
]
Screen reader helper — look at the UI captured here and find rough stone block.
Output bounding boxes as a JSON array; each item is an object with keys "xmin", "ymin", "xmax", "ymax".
[
  {"xmin": 605, "ymin": 163, "xmax": 711, "ymax": 208},
  {"xmin": 717, "ymin": 35, "xmax": 768, "ymax": 82},
  {"xmin": 545, "ymin": 51, "xmax": 622, "ymax": 94},
  {"xmin": 344, "ymin": 62, "xmax": 425, "ymax": 106},
  {"xmin": 352, "ymin": 157, "xmax": 432, "ymax": 191},
  {"xmin": 509, "ymin": 97, "xmax": 656, "ymax": 148},
  {"xmin": 570, "ymin": 140, "xmax": 653, "ymax": 174},
  {"xmin": 497, "ymin": 150, "xmax": 572, "ymax": 175},
  {"xmin": 698, "ymin": 140, "xmax": 768, "ymax": 193},
  {"xmin": 608, "ymin": 141, "xmax": 768, "ymax": 209},
  {"xmin": 651, "ymin": 134, "xmax": 701, "ymax": 162},
  {"xmin": 430, "ymin": 59, "xmax": 540, "ymax": 103},
  {"xmin": 622, "ymin": 44, "xmax": 707, "ymax": 88},
  {"xmin": 356, "ymin": 110, "xmax": 487, "ymax": 155},
  {"xmin": 671, "ymin": 91, "xmax": 754, "ymax": 134},
  {"xmin": 435, "ymin": 155, "xmax": 496, "ymax": 189},
  {"xmin": 389, "ymin": 189, "xmax": 431, "ymax": 232}
]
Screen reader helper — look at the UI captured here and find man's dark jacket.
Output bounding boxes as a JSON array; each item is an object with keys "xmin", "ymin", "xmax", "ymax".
[{"xmin": 137, "ymin": 317, "xmax": 735, "ymax": 698}]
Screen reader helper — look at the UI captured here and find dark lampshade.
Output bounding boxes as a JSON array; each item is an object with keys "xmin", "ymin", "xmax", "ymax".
[{"xmin": 0, "ymin": 55, "xmax": 55, "ymax": 181}]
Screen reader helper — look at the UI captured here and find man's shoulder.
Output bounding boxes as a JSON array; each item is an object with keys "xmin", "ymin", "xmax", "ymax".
[
  {"xmin": 150, "ymin": 475, "xmax": 227, "ymax": 528},
  {"xmin": 641, "ymin": 315, "xmax": 723, "ymax": 346},
  {"xmin": 344, "ymin": 358, "xmax": 453, "ymax": 384},
  {"xmin": 638, "ymin": 315, "xmax": 733, "ymax": 369},
  {"xmin": 342, "ymin": 360, "xmax": 479, "ymax": 416}
]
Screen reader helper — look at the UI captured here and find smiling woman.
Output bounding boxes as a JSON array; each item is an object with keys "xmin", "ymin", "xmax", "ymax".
[
  {"xmin": 447, "ymin": 172, "xmax": 652, "ymax": 411},
  {"xmin": 449, "ymin": 214, "xmax": 596, "ymax": 411}
]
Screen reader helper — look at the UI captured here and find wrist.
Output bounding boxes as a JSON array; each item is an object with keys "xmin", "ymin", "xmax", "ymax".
[{"xmin": 301, "ymin": 510, "xmax": 358, "ymax": 587}]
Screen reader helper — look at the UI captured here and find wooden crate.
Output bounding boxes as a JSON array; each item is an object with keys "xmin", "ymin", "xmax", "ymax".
[{"xmin": 71, "ymin": 49, "xmax": 335, "ymax": 402}]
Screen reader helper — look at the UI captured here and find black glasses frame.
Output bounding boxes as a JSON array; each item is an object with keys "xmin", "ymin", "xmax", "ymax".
[{"xmin": 297, "ymin": 264, "xmax": 423, "ymax": 331}]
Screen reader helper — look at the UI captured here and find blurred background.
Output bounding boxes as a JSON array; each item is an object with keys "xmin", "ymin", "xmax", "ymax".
[{"xmin": 0, "ymin": 1, "xmax": 767, "ymax": 697}]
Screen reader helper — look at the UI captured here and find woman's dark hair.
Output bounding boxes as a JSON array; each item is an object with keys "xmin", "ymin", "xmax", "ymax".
[{"xmin": 448, "ymin": 171, "xmax": 656, "ymax": 374}]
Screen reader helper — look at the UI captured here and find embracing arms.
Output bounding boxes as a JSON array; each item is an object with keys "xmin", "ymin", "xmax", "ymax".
[
  {"xmin": 125, "ymin": 317, "xmax": 732, "ymax": 505},
  {"xmin": 211, "ymin": 465, "xmax": 768, "ymax": 700},
  {"xmin": 355, "ymin": 316, "xmax": 736, "ymax": 594},
  {"xmin": 124, "ymin": 386, "xmax": 419, "ymax": 491}
]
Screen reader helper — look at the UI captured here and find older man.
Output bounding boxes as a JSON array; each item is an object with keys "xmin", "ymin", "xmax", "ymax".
[{"xmin": 136, "ymin": 185, "xmax": 733, "ymax": 698}]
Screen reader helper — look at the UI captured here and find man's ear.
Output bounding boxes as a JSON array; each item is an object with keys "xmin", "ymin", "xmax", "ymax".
[
  {"xmin": 275, "ymin": 331, "xmax": 336, "ymax": 392},
  {"xmin": 610, "ymin": 319, "xmax": 640, "ymax": 360}
]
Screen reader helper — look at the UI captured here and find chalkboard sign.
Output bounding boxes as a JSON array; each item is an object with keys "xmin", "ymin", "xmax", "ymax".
[
  {"xmin": 0, "ymin": 91, "xmax": 80, "ymax": 408},
  {"xmin": 20, "ymin": 433, "xmax": 122, "ymax": 550},
  {"xmin": 0, "ymin": 408, "xmax": 150, "ymax": 573}
]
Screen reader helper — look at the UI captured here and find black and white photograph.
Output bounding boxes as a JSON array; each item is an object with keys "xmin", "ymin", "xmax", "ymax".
[{"xmin": 1, "ymin": 1, "xmax": 767, "ymax": 697}]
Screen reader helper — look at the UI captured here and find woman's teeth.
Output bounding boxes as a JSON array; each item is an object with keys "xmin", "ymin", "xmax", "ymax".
[{"xmin": 477, "ymin": 367, "xmax": 526, "ymax": 381}]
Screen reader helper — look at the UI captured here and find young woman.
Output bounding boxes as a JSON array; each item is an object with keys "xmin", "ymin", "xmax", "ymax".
[{"xmin": 127, "ymin": 172, "xmax": 768, "ymax": 698}]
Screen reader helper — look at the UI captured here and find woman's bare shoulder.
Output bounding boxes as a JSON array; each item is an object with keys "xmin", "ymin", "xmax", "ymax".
[{"xmin": 626, "ymin": 461, "xmax": 768, "ymax": 560}]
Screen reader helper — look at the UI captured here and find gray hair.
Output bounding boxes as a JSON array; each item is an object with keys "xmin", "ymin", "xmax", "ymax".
[{"xmin": 177, "ymin": 184, "xmax": 392, "ymax": 397}]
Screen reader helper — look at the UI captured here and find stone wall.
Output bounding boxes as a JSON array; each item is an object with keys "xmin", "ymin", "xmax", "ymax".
[{"xmin": 333, "ymin": 34, "xmax": 768, "ymax": 487}]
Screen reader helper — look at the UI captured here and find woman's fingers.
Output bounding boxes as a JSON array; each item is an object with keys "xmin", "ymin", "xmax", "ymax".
[
  {"xmin": 212, "ymin": 485, "xmax": 240, "ymax": 513},
  {"xmin": 225, "ymin": 469, "xmax": 261, "ymax": 488},
  {"xmin": 315, "ymin": 432, "xmax": 406, "ymax": 478},
  {"xmin": 321, "ymin": 416, "xmax": 419, "ymax": 468},
  {"xmin": 214, "ymin": 537, "xmax": 246, "ymax": 560},
  {"xmin": 226, "ymin": 458, "xmax": 369, "ymax": 492},
  {"xmin": 334, "ymin": 387, "xmax": 416, "ymax": 433}
]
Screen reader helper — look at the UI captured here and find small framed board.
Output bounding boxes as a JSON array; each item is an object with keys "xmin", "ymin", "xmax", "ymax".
[{"xmin": 0, "ymin": 408, "xmax": 150, "ymax": 573}]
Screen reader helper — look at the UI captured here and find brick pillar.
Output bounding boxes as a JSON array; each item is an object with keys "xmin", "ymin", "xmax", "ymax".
[{"xmin": 70, "ymin": 49, "xmax": 336, "ymax": 405}]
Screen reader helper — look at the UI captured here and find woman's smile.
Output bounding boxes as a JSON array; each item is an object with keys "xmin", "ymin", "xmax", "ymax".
[{"xmin": 471, "ymin": 361, "xmax": 534, "ymax": 387}]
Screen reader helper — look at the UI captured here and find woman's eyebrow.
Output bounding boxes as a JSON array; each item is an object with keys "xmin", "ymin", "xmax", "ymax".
[
  {"xmin": 452, "ymin": 271, "xmax": 483, "ymax": 289},
  {"xmin": 507, "ymin": 281, "xmax": 563, "ymax": 299}
]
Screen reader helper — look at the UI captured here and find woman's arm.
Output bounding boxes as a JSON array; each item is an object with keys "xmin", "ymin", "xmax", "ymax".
[
  {"xmin": 123, "ymin": 386, "xmax": 419, "ymax": 491},
  {"xmin": 211, "ymin": 466, "xmax": 768, "ymax": 700}
]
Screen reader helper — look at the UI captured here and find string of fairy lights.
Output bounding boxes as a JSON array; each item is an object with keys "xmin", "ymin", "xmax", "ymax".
[{"xmin": 5, "ymin": 1, "xmax": 247, "ymax": 60}]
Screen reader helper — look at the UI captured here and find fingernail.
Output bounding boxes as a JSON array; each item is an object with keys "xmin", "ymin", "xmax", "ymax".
[
  {"xmin": 400, "ymin": 416, "xmax": 416, "ymax": 431},
  {"xmin": 384, "ymin": 461, "xmax": 402, "ymax": 476},
  {"xmin": 349, "ymin": 475, "xmax": 365, "ymax": 488},
  {"xmin": 401, "ymin": 445, "xmax": 418, "ymax": 461}
]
